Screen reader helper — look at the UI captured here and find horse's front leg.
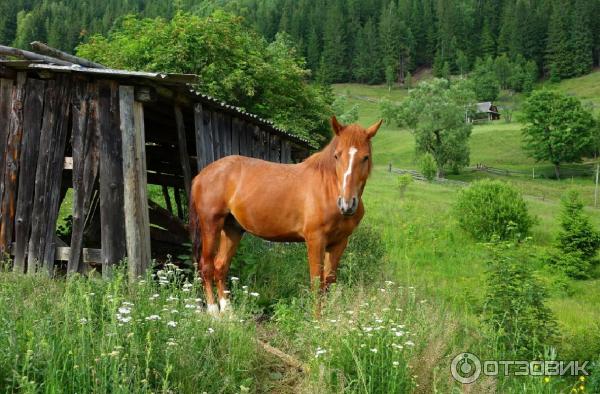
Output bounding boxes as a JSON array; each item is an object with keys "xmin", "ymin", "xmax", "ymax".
[
  {"xmin": 324, "ymin": 238, "xmax": 349, "ymax": 290},
  {"xmin": 306, "ymin": 235, "xmax": 326, "ymax": 315}
]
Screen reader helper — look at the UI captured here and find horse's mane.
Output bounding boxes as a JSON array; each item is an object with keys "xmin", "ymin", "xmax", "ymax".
[
  {"xmin": 303, "ymin": 137, "xmax": 338, "ymax": 175},
  {"xmin": 303, "ymin": 126, "xmax": 373, "ymax": 175}
]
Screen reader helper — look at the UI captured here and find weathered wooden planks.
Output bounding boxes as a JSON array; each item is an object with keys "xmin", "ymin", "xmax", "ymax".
[
  {"xmin": 120, "ymin": 86, "xmax": 151, "ymax": 280},
  {"xmin": 212, "ymin": 111, "xmax": 222, "ymax": 160},
  {"xmin": 222, "ymin": 114, "xmax": 232, "ymax": 156},
  {"xmin": 13, "ymin": 78, "xmax": 45, "ymax": 273},
  {"xmin": 194, "ymin": 104, "xmax": 208, "ymax": 171},
  {"xmin": 27, "ymin": 75, "xmax": 72, "ymax": 274},
  {"xmin": 281, "ymin": 139, "xmax": 292, "ymax": 163},
  {"xmin": 0, "ymin": 73, "xmax": 26, "ymax": 255},
  {"xmin": 0, "ymin": 79, "xmax": 13, "ymax": 192},
  {"xmin": 174, "ymin": 105, "xmax": 192, "ymax": 197},
  {"xmin": 98, "ymin": 80, "xmax": 126, "ymax": 277},
  {"xmin": 239, "ymin": 121, "xmax": 251, "ymax": 157},
  {"xmin": 67, "ymin": 81, "xmax": 100, "ymax": 274},
  {"xmin": 269, "ymin": 134, "xmax": 281, "ymax": 162},
  {"xmin": 231, "ymin": 117, "xmax": 241, "ymax": 155}
]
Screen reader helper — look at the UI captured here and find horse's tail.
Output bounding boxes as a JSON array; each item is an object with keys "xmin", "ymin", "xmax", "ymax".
[{"xmin": 188, "ymin": 182, "xmax": 201, "ymax": 266}]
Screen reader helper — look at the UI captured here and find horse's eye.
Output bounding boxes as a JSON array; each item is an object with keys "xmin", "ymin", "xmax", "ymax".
[
  {"xmin": 363, "ymin": 156, "xmax": 369, "ymax": 162},
  {"xmin": 334, "ymin": 153, "xmax": 339, "ymax": 160}
]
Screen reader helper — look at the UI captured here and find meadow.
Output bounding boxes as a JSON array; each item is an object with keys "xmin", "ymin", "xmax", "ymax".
[{"xmin": 1, "ymin": 72, "xmax": 600, "ymax": 393}]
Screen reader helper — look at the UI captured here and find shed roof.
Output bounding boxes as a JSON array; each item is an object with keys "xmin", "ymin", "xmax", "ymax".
[
  {"xmin": 0, "ymin": 46, "xmax": 314, "ymax": 149},
  {"xmin": 475, "ymin": 101, "xmax": 500, "ymax": 114}
]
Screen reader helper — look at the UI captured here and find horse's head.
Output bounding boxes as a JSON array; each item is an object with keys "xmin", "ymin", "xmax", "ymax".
[{"xmin": 331, "ymin": 116, "xmax": 382, "ymax": 216}]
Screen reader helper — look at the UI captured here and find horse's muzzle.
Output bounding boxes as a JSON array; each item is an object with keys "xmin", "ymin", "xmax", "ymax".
[{"xmin": 337, "ymin": 196, "xmax": 358, "ymax": 216}]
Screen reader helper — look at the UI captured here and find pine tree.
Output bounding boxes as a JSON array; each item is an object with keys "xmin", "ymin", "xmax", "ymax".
[
  {"xmin": 480, "ymin": 19, "xmax": 496, "ymax": 58},
  {"xmin": 569, "ymin": 0, "xmax": 593, "ymax": 76},
  {"xmin": 353, "ymin": 18, "xmax": 380, "ymax": 83},
  {"xmin": 546, "ymin": 1, "xmax": 573, "ymax": 80},
  {"xmin": 318, "ymin": 1, "xmax": 346, "ymax": 83}
]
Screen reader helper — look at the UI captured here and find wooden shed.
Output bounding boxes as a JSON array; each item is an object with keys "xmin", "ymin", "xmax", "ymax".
[
  {"xmin": 0, "ymin": 44, "xmax": 312, "ymax": 279},
  {"xmin": 469, "ymin": 101, "xmax": 501, "ymax": 122}
]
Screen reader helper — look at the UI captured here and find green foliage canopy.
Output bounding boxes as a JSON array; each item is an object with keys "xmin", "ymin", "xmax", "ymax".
[
  {"xmin": 400, "ymin": 79, "xmax": 474, "ymax": 177},
  {"xmin": 522, "ymin": 90, "xmax": 596, "ymax": 179},
  {"xmin": 77, "ymin": 12, "xmax": 331, "ymax": 145}
]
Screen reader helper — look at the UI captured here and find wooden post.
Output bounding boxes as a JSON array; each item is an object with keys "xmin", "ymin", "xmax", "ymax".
[
  {"xmin": 68, "ymin": 81, "xmax": 100, "ymax": 274},
  {"xmin": 13, "ymin": 78, "xmax": 45, "ymax": 273},
  {"xmin": 27, "ymin": 75, "xmax": 72, "ymax": 274},
  {"xmin": 98, "ymin": 80, "xmax": 126, "ymax": 278},
  {"xmin": 595, "ymin": 162, "xmax": 599, "ymax": 209},
  {"xmin": 0, "ymin": 72, "xmax": 26, "ymax": 255},
  {"xmin": 174, "ymin": 105, "xmax": 192, "ymax": 197},
  {"xmin": 120, "ymin": 86, "xmax": 151, "ymax": 280}
]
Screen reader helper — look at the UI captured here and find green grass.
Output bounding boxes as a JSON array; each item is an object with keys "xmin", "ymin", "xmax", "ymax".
[
  {"xmin": 2, "ymin": 73, "xmax": 600, "ymax": 393},
  {"xmin": 334, "ymin": 73, "xmax": 600, "ymax": 366}
]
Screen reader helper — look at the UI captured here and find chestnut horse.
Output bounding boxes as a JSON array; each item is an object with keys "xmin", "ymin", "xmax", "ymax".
[{"xmin": 189, "ymin": 116, "xmax": 382, "ymax": 314}]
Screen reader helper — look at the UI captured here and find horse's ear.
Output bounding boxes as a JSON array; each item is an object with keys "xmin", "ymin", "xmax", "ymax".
[
  {"xmin": 366, "ymin": 119, "xmax": 383, "ymax": 139},
  {"xmin": 331, "ymin": 116, "xmax": 344, "ymax": 136}
]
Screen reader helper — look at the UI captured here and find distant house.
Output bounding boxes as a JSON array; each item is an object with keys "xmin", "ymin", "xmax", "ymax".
[{"xmin": 469, "ymin": 102, "xmax": 501, "ymax": 122}]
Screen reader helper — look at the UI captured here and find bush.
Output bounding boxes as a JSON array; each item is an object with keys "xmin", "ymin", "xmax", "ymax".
[
  {"xmin": 396, "ymin": 174, "xmax": 413, "ymax": 197},
  {"xmin": 483, "ymin": 242, "xmax": 557, "ymax": 358},
  {"xmin": 419, "ymin": 153, "xmax": 437, "ymax": 181},
  {"xmin": 454, "ymin": 180, "xmax": 534, "ymax": 241}
]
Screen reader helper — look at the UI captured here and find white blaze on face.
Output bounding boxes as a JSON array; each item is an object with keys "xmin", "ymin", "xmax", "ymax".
[{"xmin": 342, "ymin": 146, "xmax": 358, "ymax": 195}]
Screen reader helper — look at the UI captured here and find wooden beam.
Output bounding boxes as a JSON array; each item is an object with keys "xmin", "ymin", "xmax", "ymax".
[
  {"xmin": 56, "ymin": 247, "xmax": 102, "ymax": 263},
  {"xmin": 148, "ymin": 199, "xmax": 188, "ymax": 236},
  {"xmin": 0, "ymin": 72, "xmax": 26, "ymax": 255},
  {"xmin": 68, "ymin": 81, "xmax": 100, "ymax": 274},
  {"xmin": 30, "ymin": 41, "xmax": 107, "ymax": 69},
  {"xmin": 135, "ymin": 86, "xmax": 157, "ymax": 103},
  {"xmin": 174, "ymin": 105, "xmax": 192, "ymax": 196},
  {"xmin": 161, "ymin": 185, "xmax": 173, "ymax": 214},
  {"xmin": 0, "ymin": 44, "xmax": 73, "ymax": 66},
  {"xmin": 120, "ymin": 86, "xmax": 151, "ymax": 280},
  {"xmin": 98, "ymin": 80, "xmax": 126, "ymax": 277},
  {"xmin": 13, "ymin": 78, "xmax": 45, "ymax": 273}
]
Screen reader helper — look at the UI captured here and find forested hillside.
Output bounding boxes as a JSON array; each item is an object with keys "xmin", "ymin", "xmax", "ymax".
[{"xmin": 2, "ymin": 0, "xmax": 599, "ymax": 84}]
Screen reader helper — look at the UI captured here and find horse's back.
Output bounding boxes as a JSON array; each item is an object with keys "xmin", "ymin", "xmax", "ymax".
[{"xmin": 191, "ymin": 155, "xmax": 307, "ymax": 239}]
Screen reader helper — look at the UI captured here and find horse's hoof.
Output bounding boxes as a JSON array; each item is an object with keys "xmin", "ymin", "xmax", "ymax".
[{"xmin": 207, "ymin": 304, "xmax": 220, "ymax": 316}]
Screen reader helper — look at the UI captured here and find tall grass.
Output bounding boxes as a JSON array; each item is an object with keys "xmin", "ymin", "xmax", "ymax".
[{"xmin": 0, "ymin": 266, "xmax": 262, "ymax": 393}]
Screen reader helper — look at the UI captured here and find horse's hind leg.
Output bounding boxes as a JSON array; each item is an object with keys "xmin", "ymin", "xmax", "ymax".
[
  {"xmin": 215, "ymin": 220, "xmax": 243, "ymax": 312},
  {"xmin": 199, "ymin": 215, "xmax": 225, "ymax": 315}
]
